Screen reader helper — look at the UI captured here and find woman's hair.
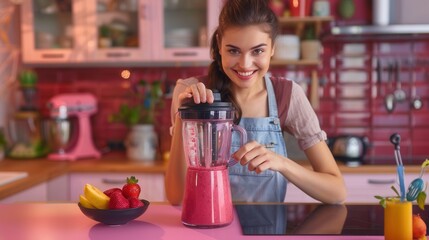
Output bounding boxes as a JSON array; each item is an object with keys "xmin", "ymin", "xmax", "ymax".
[{"xmin": 207, "ymin": 0, "xmax": 279, "ymax": 124}]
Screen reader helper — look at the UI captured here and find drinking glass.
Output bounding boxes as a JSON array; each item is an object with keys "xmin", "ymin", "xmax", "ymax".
[{"xmin": 384, "ymin": 199, "xmax": 412, "ymax": 240}]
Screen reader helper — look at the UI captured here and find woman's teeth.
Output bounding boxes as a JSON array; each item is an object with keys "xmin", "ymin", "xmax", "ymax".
[{"xmin": 237, "ymin": 71, "xmax": 254, "ymax": 76}]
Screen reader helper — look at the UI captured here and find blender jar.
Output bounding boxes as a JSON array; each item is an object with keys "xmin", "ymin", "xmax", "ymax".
[{"xmin": 179, "ymin": 91, "xmax": 247, "ymax": 228}]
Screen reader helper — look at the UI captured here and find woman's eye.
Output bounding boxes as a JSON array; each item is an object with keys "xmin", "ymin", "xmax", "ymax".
[
  {"xmin": 228, "ymin": 49, "xmax": 240, "ymax": 55},
  {"xmin": 252, "ymin": 48, "xmax": 264, "ymax": 55}
]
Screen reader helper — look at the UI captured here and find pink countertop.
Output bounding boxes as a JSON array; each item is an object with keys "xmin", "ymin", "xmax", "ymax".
[{"xmin": 0, "ymin": 202, "xmax": 385, "ymax": 240}]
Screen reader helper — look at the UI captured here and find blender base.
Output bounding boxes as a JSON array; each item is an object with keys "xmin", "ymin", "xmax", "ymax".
[{"xmin": 181, "ymin": 166, "xmax": 233, "ymax": 228}]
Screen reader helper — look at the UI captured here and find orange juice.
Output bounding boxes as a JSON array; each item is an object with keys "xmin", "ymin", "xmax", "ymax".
[{"xmin": 384, "ymin": 199, "xmax": 412, "ymax": 240}]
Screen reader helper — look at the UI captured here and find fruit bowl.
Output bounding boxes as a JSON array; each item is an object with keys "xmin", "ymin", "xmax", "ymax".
[{"xmin": 78, "ymin": 199, "xmax": 150, "ymax": 225}]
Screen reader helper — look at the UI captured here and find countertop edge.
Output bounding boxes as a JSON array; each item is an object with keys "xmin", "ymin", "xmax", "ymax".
[{"xmin": 0, "ymin": 154, "xmax": 423, "ymax": 200}]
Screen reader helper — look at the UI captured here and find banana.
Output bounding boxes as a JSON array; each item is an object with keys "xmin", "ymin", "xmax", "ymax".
[
  {"xmin": 79, "ymin": 195, "xmax": 95, "ymax": 209},
  {"xmin": 83, "ymin": 184, "xmax": 110, "ymax": 209}
]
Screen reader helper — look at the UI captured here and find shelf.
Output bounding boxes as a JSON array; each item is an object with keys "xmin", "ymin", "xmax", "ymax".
[
  {"xmin": 271, "ymin": 16, "xmax": 331, "ymax": 68},
  {"xmin": 270, "ymin": 59, "xmax": 320, "ymax": 66},
  {"xmin": 278, "ymin": 16, "xmax": 334, "ymax": 24},
  {"xmin": 278, "ymin": 16, "xmax": 334, "ymax": 37},
  {"xmin": 331, "ymin": 24, "xmax": 429, "ymax": 35}
]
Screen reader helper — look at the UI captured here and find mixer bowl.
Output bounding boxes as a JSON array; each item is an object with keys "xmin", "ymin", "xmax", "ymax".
[{"xmin": 43, "ymin": 118, "xmax": 76, "ymax": 154}]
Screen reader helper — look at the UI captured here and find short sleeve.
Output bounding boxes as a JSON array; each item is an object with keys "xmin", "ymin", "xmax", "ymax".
[{"xmin": 285, "ymin": 81, "xmax": 327, "ymax": 150}]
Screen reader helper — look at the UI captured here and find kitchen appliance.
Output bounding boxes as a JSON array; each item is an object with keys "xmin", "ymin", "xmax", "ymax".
[
  {"xmin": 46, "ymin": 93, "xmax": 101, "ymax": 161},
  {"xmin": 328, "ymin": 135, "xmax": 369, "ymax": 166},
  {"xmin": 6, "ymin": 75, "xmax": 48, "ymax": 159},
  {"xmin": 179, "ymin": 92, "xmax": 247, "ymax": 228}
]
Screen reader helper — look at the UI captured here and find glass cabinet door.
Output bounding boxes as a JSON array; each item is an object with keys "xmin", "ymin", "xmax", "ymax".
[
  {"xmin": 21, "ymin": 0, "xmax": 86, "ymax": 63},
  {"xmin": 85, "ymin": 0, "xmax": 152, "ymax": 62},
  {"xmin": 154, "ymin": 0, "xmax": 222, "ymax": 62}
]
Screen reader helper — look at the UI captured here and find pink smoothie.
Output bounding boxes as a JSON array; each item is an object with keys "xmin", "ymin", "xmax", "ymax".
[{"xmin": 181, "ymin": 166, "xmax": 233, "ymax": 228}]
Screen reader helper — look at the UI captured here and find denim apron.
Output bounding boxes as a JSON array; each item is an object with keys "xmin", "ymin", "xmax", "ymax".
[{"xmin": 229, "ymin": 76, "xmax": 288, "ymax": 202}]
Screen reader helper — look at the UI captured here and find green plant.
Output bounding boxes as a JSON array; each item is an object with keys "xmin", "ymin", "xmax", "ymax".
[
  {"xmin": 302, "ymin": 26, "xmax": 317, "ymax": 40},
  {"xmin": 0, "ymin": 129, "xmax": 6, "ymax": 149},
  {"xmin": 109, "ymin": 80, "xmax": 164, "ymax": 127},
  {"xmin": 99, "ymin": 24, "xmax": 111, "ymax": 38}
]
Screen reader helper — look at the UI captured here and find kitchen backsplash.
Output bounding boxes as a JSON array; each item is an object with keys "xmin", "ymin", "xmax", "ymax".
[{"xmin": 31, "ymin": 37, "xmax": 429, "ymax": 165}]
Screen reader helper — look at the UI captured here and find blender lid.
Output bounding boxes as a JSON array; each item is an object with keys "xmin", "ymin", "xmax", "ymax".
[{"xmin": 179, "ymin": 91, "xmax": 235, "ymax": 120}]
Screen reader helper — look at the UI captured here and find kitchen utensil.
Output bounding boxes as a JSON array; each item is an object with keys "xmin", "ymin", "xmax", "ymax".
[
  {"xmin": 328, "ymin": 135, "xmax": 369, "ymax": 167},
  {"xmin": 406, "ymin": 161, "xmax": 427, "ymax": 201},
  {"xmin": 384, "ymin": 63, "xmax": 395, "ymax": 113},
  {"xmin": 179, "ymin": 91, "xmax": 247, "ymax": 228},
  {"xmin": 46, "ymin": 93, "xmax": 101, "ymax": 161},
  {"xmin": 406, "ymin": 174, "xmax": 424, "ymax": 201},
  {"xmin": 389, "ymin": 133, "xmax": 406, "ymax": 202},
  {"xmin": 310, "ymin": 70, "xmax": 319, "ymax": 110},
  {"xmin": 393, "ymin": 60, "xmax": 406, "ymax": 102},
  {"xmin": 376, "ymin": 58, "xmax": 382, "ymax": 98},
  {"xmin": 410, "ymin": 65, "xmax": 423, "ymax": 110}
]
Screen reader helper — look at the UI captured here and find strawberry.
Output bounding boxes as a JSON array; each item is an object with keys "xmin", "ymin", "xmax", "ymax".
[
  {"xmin": 122, "ymin": 176, "xmax": 141, "ymax": 199},
  {"xmin": 129, "ymin": 197, "xmax": 144, "ymax": 208},
  {"xmin": 103, "ymin": 188, "xmax": 122, "ymax": 197},
  {"xmin": 108, "ymin": 191, "xmax": 130, "ymax": 209}
]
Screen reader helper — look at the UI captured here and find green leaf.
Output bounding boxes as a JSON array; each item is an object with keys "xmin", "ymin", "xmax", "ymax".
[
  {"xmin": 391, "ymin": 185, "xmax": 400, "ymax": 197},
  {"xmin": 374, "ymin": 195, "xmax": 384, "ymax": 200},
  {"xmin": 417, "ymin": 191, "xmax": 427, "ymax": 210},
  {"xmin": 422, "ymin": 159, "xmax": 429, "ymax": 168}
]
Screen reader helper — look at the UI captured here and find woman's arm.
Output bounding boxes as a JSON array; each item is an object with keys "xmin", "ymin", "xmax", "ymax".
[
  {"xmin": 164, "ymin": 79, "xmax": 191, "ymax": 205},
  {"xmin": 233, "ymin": 80, "xmax": 347, "ymax": 204},
  {"xmin": 282, "ymin": 81, "xmax": 347, "ymax": 204},
  {"xmin": 278, "ymin": 141, "xmax": 347, "ymax": 204},
  {"xmin": 164, "ymin": 78, "xmax": 212, "ymax": 205},
  {"xmin": 165, "ymin": 113, "xmax": 187, "ymax": 205}
]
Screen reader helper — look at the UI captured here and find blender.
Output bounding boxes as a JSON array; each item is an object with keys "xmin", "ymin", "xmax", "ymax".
[{"xmin": 179, "ymin": 91, "xmax": 247, "ymax": 228}]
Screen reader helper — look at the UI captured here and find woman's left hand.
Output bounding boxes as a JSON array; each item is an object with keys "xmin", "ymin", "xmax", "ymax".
[{"xmin": 232, "ymin": 140, "xmax": 284, "ymax": 174}]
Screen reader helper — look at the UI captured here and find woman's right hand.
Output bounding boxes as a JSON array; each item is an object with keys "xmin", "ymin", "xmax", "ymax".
[{"xmin": 178, "ymin": 82, "xmax": 214, "ymax": 105}]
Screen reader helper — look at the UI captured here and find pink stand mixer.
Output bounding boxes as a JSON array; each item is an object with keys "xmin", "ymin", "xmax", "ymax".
[
  {"xmin": 179, "ymin": 92, "xmax": 247, "ymax": 228},
  {"xmin": 47, "ymin": 93, "xmax": 101, "ymax": 161}
]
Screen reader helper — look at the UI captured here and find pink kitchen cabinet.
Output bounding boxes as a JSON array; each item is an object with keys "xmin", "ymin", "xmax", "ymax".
[
  {"xmin": 285, "ymin": 173, "xmax": 421, "ymax": 204},
  {"xmin": 69, "ymin": 172, "xmax": 165, "ymax": 203},
  {"xmin": 20, "ymin": 0, "xmax": 223, "ymax": 65},
  {"xmin": 84, "ymin": 0, "xmax": 153, "ymax": 63},
  {"xmin": 151, "ymin": 0, "xmax": 223, "ymax": 63},
  {"xmin": 0, "ymin": 175, "xmax": 69, "ymax": 203},
  {"xmin": 21, "ymin": 0, "xmax": 87, "ymax": 64}
]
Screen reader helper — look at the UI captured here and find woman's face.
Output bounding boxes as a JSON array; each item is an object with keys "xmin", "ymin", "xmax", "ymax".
[{"xmin": 219, "ymin": 24, "xmax": 274, "ymax": 90}]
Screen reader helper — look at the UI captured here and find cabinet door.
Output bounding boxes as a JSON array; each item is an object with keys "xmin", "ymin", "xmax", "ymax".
[
  {"xmin": 21, "ymin": 0, "xmax": 87, "ymax": 63},
  {"xmin": 0, "ymin": 182, "xmax": 47, "ymax": 203},
  {"xmin": 70, "ymin": 173, "xmax": 165, "ymax": 202},
  {"xmin": 344, "ymin": 173, "xmax": 420, "ymax": 203},
  {"xmin": 285, "ymin": 182, "xmax": 317, "ymax": 203},
  {"xmin": 85, "ymin": 0, "xmax": 153, "ymax": 62},
  {"xmin": 152, "ymin": 0, "xmax": 222, "ymax": 62}
]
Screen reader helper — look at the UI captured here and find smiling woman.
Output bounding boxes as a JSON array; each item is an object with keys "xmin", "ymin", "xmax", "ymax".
[{"xmin": 165, "ymin": 0, "xmax": 346, "ymax": 205}]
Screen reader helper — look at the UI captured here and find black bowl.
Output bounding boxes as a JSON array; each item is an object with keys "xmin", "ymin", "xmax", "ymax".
[{"xmin": 78, "ymin": 199, "xmax": 150, "ymax": 225}]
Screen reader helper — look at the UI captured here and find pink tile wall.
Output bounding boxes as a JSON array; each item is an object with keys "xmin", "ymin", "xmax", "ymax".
[
  {"xmin": 34, "ymin": 67, "xmax": 209, "ymax": 154},
  {"xmin": 316, "ymin": 39, "xmax": 429, "ymax": 164},
  {"xmin": 32, "ymin": 40, "xmax": 429, "ymax": 165}
]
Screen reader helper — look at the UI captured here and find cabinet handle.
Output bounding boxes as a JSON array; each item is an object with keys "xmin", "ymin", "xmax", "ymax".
[
  {"xmin": 106, "ymin": 52, "xmax": 131, "ymax": 58},
  {"xmin": 173, "ymin": 52, "xmax": 198, "ymax": 57},
  {"xmin": 367, "ymin": 179, "xmax": 396, "ymax": 185},
  {"xmin": 102, "ymin": 179, "xmax": 126, "ymax": 184},
  {"xmin": 42, "ymin": 53, "xmax": 65, "ymax": 59}
]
